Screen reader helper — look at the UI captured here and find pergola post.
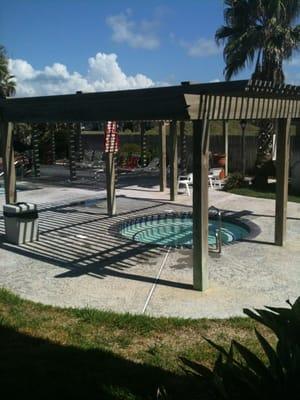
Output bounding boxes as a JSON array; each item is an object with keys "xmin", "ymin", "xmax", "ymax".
[
  {"xmin": 275, "ymin": 117, "xmax": 291, "ymax": 246},
  {"xmin": 223, "ymin": 120, "xmax": 229, "ymax": 176},
  {"xmin": 180, "ymin": 121, "xmax": 187, "ymax": 174},
  {"xmin": 32, "ymin": 124, "xmax": 40, "ymax": 177},
  {"xmin": 159, "ymin": 121, "xmax": 167, "ymax": 191},
  {"xmin": 193, "ymin": 119, "xmax": 209, "ymax": 291},
  {"xmin": 68, "ymin": 123, "xmax": 77, "ymax": 181},
  {"xmin": 105, "ymin": 152, "xmax": 116, "ymax": 216},
  {"xmin": 140, "ymin": 121, "xmax": 147, "ymax": 167},
  {"xmin": 169, "ymin": 120, "xmax": 178, "ymax": 201},
  {"xmin": 0, "ymin": 121, "xmax": 16, "ymax": 204}
]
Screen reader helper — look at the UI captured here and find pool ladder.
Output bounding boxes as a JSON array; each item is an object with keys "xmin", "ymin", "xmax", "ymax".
[{"xmin": 209, "ymin": 206, "xmax": 222, "ymax": 254}]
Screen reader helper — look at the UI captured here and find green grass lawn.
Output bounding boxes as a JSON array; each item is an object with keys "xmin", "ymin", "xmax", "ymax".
[
  {"xmin": 0, "ymin": 288, "xmax": 276, "ymax": 399},
  {"xmin": 228, "ymin": 183, "xmax": 300, "ymax": 203}
]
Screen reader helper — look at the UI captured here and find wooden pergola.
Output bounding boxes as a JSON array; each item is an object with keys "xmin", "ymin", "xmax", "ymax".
[{"xmin": 0, "ymin": 79, "xmax": 297, "ymax": 291}]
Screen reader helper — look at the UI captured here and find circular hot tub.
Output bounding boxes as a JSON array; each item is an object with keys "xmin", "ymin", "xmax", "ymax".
[{"xmin": 119, "ymin": 212, "xmax": 250, "ymax": 248}]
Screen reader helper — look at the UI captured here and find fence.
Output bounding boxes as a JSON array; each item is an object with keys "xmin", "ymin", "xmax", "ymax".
[{"xmin": 82, "ymin": 132, "xmax": 300, "ymax": 174}]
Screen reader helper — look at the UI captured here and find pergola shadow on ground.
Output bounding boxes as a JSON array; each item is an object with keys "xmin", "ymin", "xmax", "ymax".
[
  {"xmin": 0, "ymin": 196, "xmax": 193, "ymax": 290},
  {"xmin": 0, "ymin": 79, "xmax": 298, "ymax": 291}
]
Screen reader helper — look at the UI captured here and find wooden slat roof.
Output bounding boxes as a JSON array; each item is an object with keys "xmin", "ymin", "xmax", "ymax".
[{"xmin": 1, "ymin": 79, "xmax": 300, "ymax": 123}]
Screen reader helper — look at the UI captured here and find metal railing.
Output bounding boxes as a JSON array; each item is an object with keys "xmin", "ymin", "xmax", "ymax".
[{"xmin": 209, "ymin": 206, "xmax": 222, "ymax": 254}]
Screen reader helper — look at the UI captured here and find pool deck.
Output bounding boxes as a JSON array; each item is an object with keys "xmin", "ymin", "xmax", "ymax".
[{"xmin": 0, "ymin": 170, "xmax": 299, "ymax": 318}]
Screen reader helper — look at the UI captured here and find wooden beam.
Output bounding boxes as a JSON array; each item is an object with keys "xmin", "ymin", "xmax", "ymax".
[
  {"xmin": 0, "ymin": 90, "xmax": 197, "ymax": 123},
  {"xmin": 105, "ymin": 152, "xmax": 116, "ymax": 216},
  {"xmin": 223, "ymin": 120, "xmax": 229, "ymax": 176},
  {"xmin": 159, "ymin": 121, "xmax": 167, "ymax": 191},
  {"xmin": 275, "ymin": 117, "xmax": 291, "ymax": 246},
  {"xmin": 169, "ymin": 120, "xmax": 178, "ymax": 201},
  {"xmin": 0, "ymin": 121, "xmax": 16, "ymax": 204},
  {"xmin": 193, "ymin": 119, "xmax": 209, "ymax": 291},
  {"xmin": 2, "ymin": 79, "xmax": 300, "ymax": 125},
  {"xmin": 0, "ymin": 80, "xmax": 251, "ymax": 121},
  {"xmin": 185, "ymin": 95, "xmax": 300, "ymax": 121}
]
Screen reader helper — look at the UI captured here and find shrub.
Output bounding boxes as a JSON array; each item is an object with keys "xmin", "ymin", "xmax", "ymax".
[
  {"xmin": 181, "ymin": 297, "xmax": 300, "ymax": 399},
  {"xmin": 223, "ymin": 172, "xmax": 244, "ymax": 191}
]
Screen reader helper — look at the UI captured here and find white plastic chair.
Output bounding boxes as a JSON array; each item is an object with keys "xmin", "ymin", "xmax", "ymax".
[
  {"xmin": 208, "ymin": 173, "xmax": 214, "ymax": 188},
  {"xmin": 209, "ymin": 168, "xmax": 226, "ymax": 189},
  {"xmin": 177, "ymin": 173, "xmax": 193, "ymax": 196}
]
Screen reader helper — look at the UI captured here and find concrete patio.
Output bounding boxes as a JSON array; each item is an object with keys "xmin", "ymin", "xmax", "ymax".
[{"xmin": 0, "ymin": 174, "xmax": 299, "ymax": 318}]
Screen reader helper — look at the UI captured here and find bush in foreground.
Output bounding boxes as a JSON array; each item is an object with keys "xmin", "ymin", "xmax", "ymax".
[{"xmin": 175, "ymin": 297, "xmax": 300, "ymax": 399}]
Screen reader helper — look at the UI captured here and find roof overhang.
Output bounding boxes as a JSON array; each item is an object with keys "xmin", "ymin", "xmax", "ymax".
[{"xmin": 1, "ymin": 79, "xmax": 300, "ymax": 123}]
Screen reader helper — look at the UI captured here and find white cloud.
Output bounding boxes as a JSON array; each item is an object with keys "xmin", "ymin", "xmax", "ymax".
[
  {"xmin": 285, "ymin": 57, "xmax": 300, "ymax": 67},
  {"xmin": 180, "ymin": 38, "xmax": 221, "ymax": 57},
  {"xmin": 283, "ymin": 70, "xmax": 300, "ymax": 85},
  {"xmin": 8, "ymin": 59, "xmax": 36, "ymax": 80},
  {"xmin": 8, "ymin": 52, "xmax": 155, "ymax": 97},
  {"xmin": 106, "ymin": 11, "xmax": 160, "ymax": 49}
]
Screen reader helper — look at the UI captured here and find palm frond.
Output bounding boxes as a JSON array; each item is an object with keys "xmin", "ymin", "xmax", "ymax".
[
  {"xmin": 216, "ymin": 0, "xmax": 300, "ymax": 82},
  {"xmin": 0, "ymin": 44, "xmax": 16, "ymax": 97}
]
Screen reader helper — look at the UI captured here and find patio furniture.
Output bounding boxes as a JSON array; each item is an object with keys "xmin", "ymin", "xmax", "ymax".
[
  {"xmin": 177, "ymin": 173, "xmax": 193, "ymax": 196},
  {"xmin": 209, "ymin": 168, "xmax": 226, "ymax": 189},
  {"xmin": 142, "ymin": 157, "xmax": 160, "ymax": 172},
  {"xmin": 118, "ymin": 155, "xmax": 140, "ymax": 173},
  {"xmin": 208, "ymin": 173, "xmax": 214, "ymax": 188}
]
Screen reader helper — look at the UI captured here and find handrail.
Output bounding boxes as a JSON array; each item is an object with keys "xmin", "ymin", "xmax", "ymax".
[{"xmin": 209, "ymin": 206, "xmax": 222, "ymax": 254}]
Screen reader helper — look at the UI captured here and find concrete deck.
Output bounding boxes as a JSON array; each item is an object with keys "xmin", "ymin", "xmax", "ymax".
[{"xmin": 0, "ymin": 169, "xmax": 299, "ymax": 318}]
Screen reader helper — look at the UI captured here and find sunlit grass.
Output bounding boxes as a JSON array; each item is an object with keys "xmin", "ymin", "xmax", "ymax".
[
  {"xmin": 228, "ymin": 183, "xmax": 300, "ymax": 203},
  {"xmin": 0, "ymin": 288, "xmax": 275, "ymax": 399}
]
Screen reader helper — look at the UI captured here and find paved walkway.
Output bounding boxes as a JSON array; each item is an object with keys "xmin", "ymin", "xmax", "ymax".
[{"xmin": 0, "ymin": 175, "xmax": 299, "ymax": 318}]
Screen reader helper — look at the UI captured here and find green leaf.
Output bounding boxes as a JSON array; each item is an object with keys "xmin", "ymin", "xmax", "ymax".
[
  {"xmin": 156, "ymin": 386, "xmax": 168, "ymax": 400},
  {"xmin": 232, "ymin": 340, "xmax": 273, "ymax": 381},
  {"xmin": 255, "ymin": 329, "xmax": 284, "ymax": 380},
  {"xmin": 243, "ymin": 308, "xmax": 285, "ymax": 337},
  {"xmin": 180, "ymin": 357, "xmax": 214, "ymax": 379},
  {"xmin": 204, "ymin": 337, "xmax": 231, "ymax": 359},
  {"xmin": 291, "ymin": 297, "xmax": 300, "ymax": 317}
]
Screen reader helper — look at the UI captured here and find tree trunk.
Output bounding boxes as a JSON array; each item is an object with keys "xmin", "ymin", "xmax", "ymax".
[{"xmin": 253, "ymin": 120, "xmax": 276, "ymax": 188}]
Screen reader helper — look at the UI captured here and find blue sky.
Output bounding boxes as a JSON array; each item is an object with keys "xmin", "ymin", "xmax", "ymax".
[{"xmin": 2, "ymin": 0, "xmax": 300, "ymax": 97}]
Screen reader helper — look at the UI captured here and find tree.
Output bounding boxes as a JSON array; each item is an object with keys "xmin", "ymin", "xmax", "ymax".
[
  {"xmin": 215, "ymin": 0, "xmax": 300, "ymax": 186},
  {"xmin": 0, "ymin": 45, "xmax": 16, "ymax": 97}
]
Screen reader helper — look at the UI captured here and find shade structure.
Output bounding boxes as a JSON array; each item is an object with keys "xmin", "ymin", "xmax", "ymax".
[
  {"xmin": 1, "ymin": 79, "xmax": 300, "ymax": 123},
  {"xmin": 0, "ymin": 78, "xmax": 299, "ymax": 292}
]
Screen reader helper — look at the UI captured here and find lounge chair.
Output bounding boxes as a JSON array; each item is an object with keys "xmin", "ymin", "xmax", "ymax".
[
  {"xmin": 118, "ymin": 155, "xmax": 140, "ymax": 173},
  {"xmin": 142, "ymin": 157, "xmax": 160, "ymax": 172}
]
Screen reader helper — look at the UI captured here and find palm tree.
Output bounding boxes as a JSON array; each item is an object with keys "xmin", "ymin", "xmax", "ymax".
[
  {"xmin": 0, "ymin": 45, "xmax": 16, "ymax": 97},
  {"xmin": 215, "ymin": 0, "xmax": 300, "ymax": 187}
]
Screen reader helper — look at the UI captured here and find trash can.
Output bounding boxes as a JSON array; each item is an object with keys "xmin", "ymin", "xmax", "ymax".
[{"xmin": 3, "ymin": 202, "xmax": 39, "ymax": 244}]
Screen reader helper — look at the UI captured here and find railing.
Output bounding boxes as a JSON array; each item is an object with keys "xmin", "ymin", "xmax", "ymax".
[{"xmin": 209, "ymin": 206, "xmax": 222, "ymax": 254}]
